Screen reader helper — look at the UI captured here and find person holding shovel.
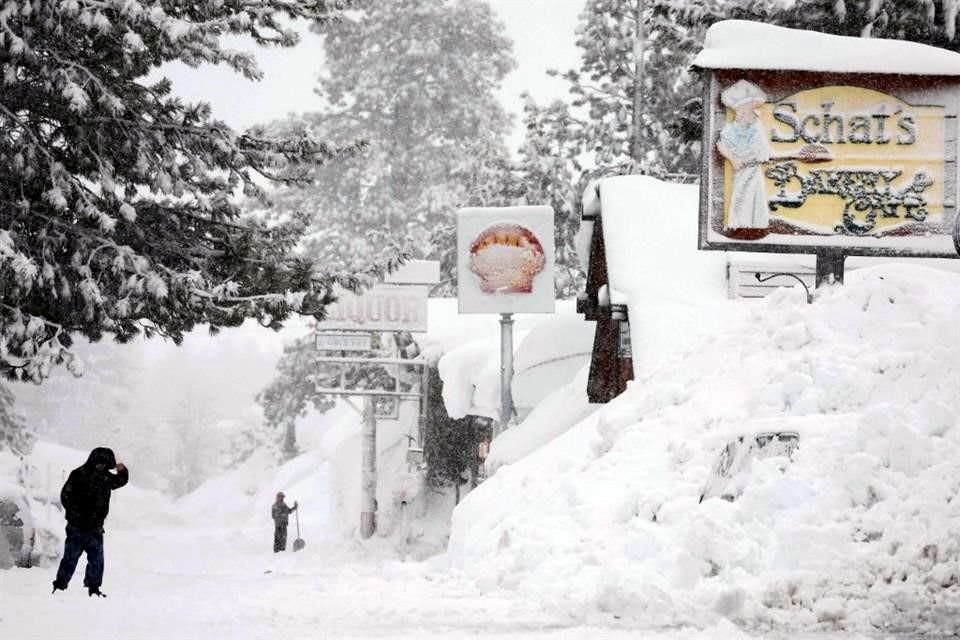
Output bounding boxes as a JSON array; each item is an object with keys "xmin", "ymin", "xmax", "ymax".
[{"xmin": 271, "ymin": 492, "xmax": 298, "ymax": 553}]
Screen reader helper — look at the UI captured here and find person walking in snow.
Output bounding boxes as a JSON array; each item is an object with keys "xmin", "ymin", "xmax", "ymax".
[
  {"xmin": 52, "ymin": 447, "xmax": 129, "ymax": 597},
  {"xmin": 272, "ymin": 492, "xmax": 298, "ymax": 553}
]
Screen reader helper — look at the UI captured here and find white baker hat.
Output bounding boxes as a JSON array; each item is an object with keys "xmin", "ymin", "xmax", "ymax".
[{"xmin": 721, "ymin": 79, "xmax": 767, "ymax": 109}]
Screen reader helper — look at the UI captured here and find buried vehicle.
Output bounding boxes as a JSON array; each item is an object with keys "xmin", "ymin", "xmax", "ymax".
[
  {"xmin": 0, "ymin": 480, "xmax": 35, "ymax": 569},
  {"xmin": 700, "ymin": 430, "xmax": 800, "ymax": 503}
]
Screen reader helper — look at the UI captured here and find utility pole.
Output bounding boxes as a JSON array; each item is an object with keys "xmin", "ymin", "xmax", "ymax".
[{"xmin": 631, "ymin": 0, "xmax": 646, "ymax": 164}]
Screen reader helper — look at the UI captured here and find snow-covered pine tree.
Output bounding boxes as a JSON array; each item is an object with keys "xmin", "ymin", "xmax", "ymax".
[
  {"xmin": 256, "ymin": 333, "xmax": 338, "ymax": 443},
  {"xmin": 0, "ymin": 0, "xmax": 399, "ymax": 384},
  {"xmin": 657, "ymin": 0, "xmax": 960, "ymax": 150},
  {"xmin": 548, "ymin": 0, "xmax": 723, "ymax": 176},
  {"xmin": 513, "ymin": 97, "xmax": 585, "ymax": 298},
  {"xmin": 509, "ymin": 1, "xmax": 723, "ymax": 296},
  {"xmin": 254, "ymin": 330, "xmax": 419, "ymax": 463},
  {"xmin": 767, "ymin": 0, "xmax": 960, "ymax": 44},
  {"xmin": 263, "ymin": 0, "xmax": 516, "ymax": 287}
]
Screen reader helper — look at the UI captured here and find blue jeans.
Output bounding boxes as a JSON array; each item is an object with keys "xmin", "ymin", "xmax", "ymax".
[{"xmin": 53, "ymin": 526, "xmax": 104, "ymax": 590}]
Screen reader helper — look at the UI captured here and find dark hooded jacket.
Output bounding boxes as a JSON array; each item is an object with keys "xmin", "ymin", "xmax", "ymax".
[
  {"xmin": 60, "ymin": 447, "xmax": 129, "ymax": 531},
  {"xmin": 272, "ymin": 499, "xmax": 295, "ymax": 525}
]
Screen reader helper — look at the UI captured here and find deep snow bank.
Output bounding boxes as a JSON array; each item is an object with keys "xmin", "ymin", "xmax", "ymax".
[
  {"xmin": 432, "ymin": 300, "xmax": 583, "ymax": 421},
  {"xmin": 177, "ymin": 400, "xmax": 453, "ymax": 557},
  {"xmin": 447, "ymin": 264, "xmax": 960, "ymax": 634}
]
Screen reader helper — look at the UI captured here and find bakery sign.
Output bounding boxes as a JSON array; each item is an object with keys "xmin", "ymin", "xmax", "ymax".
[
  {"xmin": 693, "ymin": 22, "xmax": 960, "ymax": 259},
  {"xmin": 456, "ymin": 206, "xmax": 555, "ymax": 313},
  {"xmin": 700, "ymin": 78, "xmax": 958, "ymax": 256}
]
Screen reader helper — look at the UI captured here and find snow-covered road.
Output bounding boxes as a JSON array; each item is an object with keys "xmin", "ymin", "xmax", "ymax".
[{"xmin": 0, "ymin": 523, "xmax": 753, "ymax": 639}]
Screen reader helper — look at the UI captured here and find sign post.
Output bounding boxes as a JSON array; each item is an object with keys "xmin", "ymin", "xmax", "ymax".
[
  {"xmin": 311, "ymin": 357, "xmax": 427, "ymax": 539},
  {"xmin": 456, "ymin": 206, "xmax": 556, "ymax": 434},
  {"xmin": 310, "ymin": 260, "xmax": 438, "ymax": 540},
  {"xmin": 498, "ymin": 313, "xmax": 514, "ymax": 436},
  {"xmin": 360, "ymin": 395, "xmax": 377, "ymax": 539}
]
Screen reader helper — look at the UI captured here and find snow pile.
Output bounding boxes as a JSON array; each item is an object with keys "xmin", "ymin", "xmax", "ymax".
[
  {"xmin": 433, "ymin": 300, "xmax": 581, "ymax": 420},
  {"xmin": 177, "ymin": 399, "xmax": 451, "ymax": 557},
  {"xmin": 177, "ymin": 405, "xmax": 356, "ymax": 532},
  {"xmin": 511, "ymin": 315, "xmax": 594, "ymax": 418},
  {"xmin": 693, "ymin": 20, "xmax": 960, "ymax": 76},
  {"xmin": 174, "ymin": 404, "xmax": 366, "ymax": 529},
  {"xmin": 485, "ymin": 364, "xmax": 597, "ymax": 472},
  {"xmin": 597, "ymin": 176, "xmax": 734, "ymax": 376},
  {"xmin": 437, "ymin": 336, "xmax": 504, "ymax": 420},
  {"xmin": 447, "ymin": 264, "xmax": 960, "ymax": 634}
]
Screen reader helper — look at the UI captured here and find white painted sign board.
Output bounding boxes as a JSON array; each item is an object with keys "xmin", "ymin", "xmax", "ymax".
[
  {"xmin": 316, "ymin": 284, "xmax": 429, "ymax": 332},
  {"xmin": 314, "ymin": 332, "xmax": 373, "ymax": 352},
  {"xmin": 456, "ymin": 206, "xmax": 555, "ymax": 314}
]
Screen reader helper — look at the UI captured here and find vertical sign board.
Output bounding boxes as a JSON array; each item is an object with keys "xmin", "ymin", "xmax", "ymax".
[
  {"xmin": 456, "ymin": 206, "xmax": 556, "ymax": 314},
  {"xmin": 693, "ymin": 22, "xmax": 960, "ymax": 263}
]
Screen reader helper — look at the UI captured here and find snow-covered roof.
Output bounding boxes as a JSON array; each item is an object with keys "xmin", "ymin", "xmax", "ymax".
[
  {"xmin": 595, "ymin": 176, "xmax": 731, "ymax": 376},
  {"xmin": 693, "ymin": 20, "xmax": 960, "ymax": 76}
]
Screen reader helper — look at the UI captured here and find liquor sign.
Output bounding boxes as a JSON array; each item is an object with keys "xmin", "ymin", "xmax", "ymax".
[
  {"xmin": 694, "ymin": 22, "xmax": 960, "ymax": 259},
  {"xmin": 314, "ymin": 332, "xmax": 372, "ymax": 352},
  {"xmin": 315, "ymin": 284, "xmax": 429, "ymax": 332},
  {"xmin": 456, "ymin": 206, "xmax": 555, "ymax": 314}
]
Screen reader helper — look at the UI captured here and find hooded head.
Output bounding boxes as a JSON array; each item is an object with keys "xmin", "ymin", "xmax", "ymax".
[
  {"xmin": 276, "ymin": 492, "xmax": 285, "ymax": 501},
  {"xmin": 86, "ymin": 447, "xmax": 117, "ymax": 470}
]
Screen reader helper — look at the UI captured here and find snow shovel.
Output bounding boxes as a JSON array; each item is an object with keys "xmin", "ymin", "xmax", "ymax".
[{"xmin": 292, "ymin": 508, "xmax": 305, "ymax": 552}]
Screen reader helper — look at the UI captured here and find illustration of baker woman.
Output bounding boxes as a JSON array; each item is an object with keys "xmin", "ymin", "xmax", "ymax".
[{"xmin": 716, "ymin": 80, "xmax": 829, "ymax": 240}]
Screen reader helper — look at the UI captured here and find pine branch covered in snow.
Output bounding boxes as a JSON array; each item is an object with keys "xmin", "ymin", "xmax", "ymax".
[
  {"xmin": 733, "ymin": 1, "xmax": 960, "ymax": 48},
  {"xmin": 0, "ymin": 0, "xmax": 384, "ymax": 383}
]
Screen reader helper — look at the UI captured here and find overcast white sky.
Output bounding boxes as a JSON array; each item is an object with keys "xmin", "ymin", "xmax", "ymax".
[{"xmin": 161, "ymin": 1, "xmax": 584, "ymax": 150}]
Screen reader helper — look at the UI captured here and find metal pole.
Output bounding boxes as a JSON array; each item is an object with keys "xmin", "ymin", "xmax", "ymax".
[
  {"xmin": 360, "ymin": 395, "xmax": 377, "ymax": 539},
  {"xmin": 417, "ymin": 365, "xmax": 428, "ymax": 450},
  {"xmin": 498, "ymin": 312, "xmax": 515, "ymax": 435},
  {"xmin": 815, "ymin": 249, "xmax": 845, "ymax": 288}
]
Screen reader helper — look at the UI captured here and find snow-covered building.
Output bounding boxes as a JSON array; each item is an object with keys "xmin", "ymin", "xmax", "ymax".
[{"xmin": 575, "ymin": 176, "xmax": 730, "ymax": 403}]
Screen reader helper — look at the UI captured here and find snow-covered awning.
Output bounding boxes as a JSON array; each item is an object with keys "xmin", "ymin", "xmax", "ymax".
[{"xmin": 693, "ymin": 20, "xmax": 960, "ymax": 76}]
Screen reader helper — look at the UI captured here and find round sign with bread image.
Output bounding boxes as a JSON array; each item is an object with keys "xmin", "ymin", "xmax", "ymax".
[{"xmin": 468, "ymin": 222, "xmax": 546, "ymax": 294}]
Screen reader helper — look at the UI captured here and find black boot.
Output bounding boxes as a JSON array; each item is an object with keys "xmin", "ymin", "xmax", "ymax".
[
  {"xmin": 51, "ymin": 582, "xmax": 66, "ymax": 594},
  {"xmin": 88, "ymin": 587, "xmax": 106, "ymax": 598}
]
